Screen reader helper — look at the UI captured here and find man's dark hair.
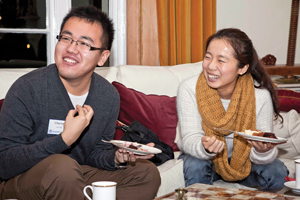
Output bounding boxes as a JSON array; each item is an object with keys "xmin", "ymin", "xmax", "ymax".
[{"xmin": 60, "ymin": 6, "xmax": 114, "ymax": 51}]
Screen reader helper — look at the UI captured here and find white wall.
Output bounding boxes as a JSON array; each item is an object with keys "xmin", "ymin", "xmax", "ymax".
[{"xmin": 217, "ymin": 0, "xmax": 300, "ymax": 65}]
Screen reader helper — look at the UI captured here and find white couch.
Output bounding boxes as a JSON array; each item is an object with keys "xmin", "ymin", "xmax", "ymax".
[{"xmin": 0, "ymin": 61, "xmax": 300, "ymax": 197}]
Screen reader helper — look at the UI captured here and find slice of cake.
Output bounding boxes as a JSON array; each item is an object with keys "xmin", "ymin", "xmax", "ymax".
[
  {"xmin": 262, "ymin": 132, "xmax": 277, "ymax": 139},
  {"xmin": 244, "ymin": 130, "xmax": 264, "ymax": 136},
  {"xmin": 244, "ymin": 130, "xmax": 277, "ymax": 139}
]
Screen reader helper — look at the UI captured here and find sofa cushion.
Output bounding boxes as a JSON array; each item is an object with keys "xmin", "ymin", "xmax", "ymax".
[
  {"xmin": 278, "ymin": 89, "xmax": 300, "ymax": 112},
  {"xmin": 156, "ymin": 152, "xmax": 184, "ymax": 197},
  {"xmin": 274, "ymin": 109, "xmax": 300, "ymax": 160},
  {"xmin": 116, "ymin": 62, "xmax": 203, "ymax": 97},
  {"xmin": 0, "ymin": 68, "xmax": 35, "ymax": 99},
  {"xmin": 112, "ymin": 81, "xmax": 179, "ymax": 151},
  {"xmin": 94, "ymin": 66, "xmax": 118, "ymax": 83},
  {"xmin": 114, "ymin": 120, "xmax": 125, "ymax": 140}
]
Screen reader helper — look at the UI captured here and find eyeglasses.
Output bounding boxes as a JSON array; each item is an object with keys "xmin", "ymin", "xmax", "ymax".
[{"xmin": 56, "ymin": 35, "xmax": 106, "ymax": 53}]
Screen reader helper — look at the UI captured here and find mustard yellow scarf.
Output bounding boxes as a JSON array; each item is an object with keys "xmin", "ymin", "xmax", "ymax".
[{"xmin": 196, "ymin": 72, "xmax": 256, "ymax": 181}]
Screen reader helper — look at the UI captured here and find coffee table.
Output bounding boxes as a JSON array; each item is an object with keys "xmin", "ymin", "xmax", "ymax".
[{"xmin": 154, "ymin": 183, "xmax": 300, "ymax": 200}]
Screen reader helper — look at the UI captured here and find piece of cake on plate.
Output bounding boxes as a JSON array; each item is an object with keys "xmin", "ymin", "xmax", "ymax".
[{"xmin": 244, "ymin": 130, "xmax": 277, "ymax": 139}]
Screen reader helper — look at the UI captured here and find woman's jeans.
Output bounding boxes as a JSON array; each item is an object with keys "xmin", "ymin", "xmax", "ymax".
[{"xmin": 179, "ymin": 154, "xmax": 289, "ymax": 191}]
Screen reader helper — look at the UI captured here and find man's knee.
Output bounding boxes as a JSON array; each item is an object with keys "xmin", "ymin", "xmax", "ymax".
[
  {"xmin": 43, "ymin": 154, "xmax": 79, "ymax": 171},
  {"xmin": 2, "ymin": 155, "xmax": 85, "ymax": 199},
  {"xmin": 37, "ymin": 155, "xmax": 83, "ymax": 187},
  {"xmin": 130, "ymin": 160, "xmax": 161, "ymax": 185}
]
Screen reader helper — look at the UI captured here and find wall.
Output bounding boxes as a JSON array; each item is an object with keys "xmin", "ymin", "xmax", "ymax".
[{"xmin": 217, "ymin": 0, "xmax": 300, "ymax": 65}]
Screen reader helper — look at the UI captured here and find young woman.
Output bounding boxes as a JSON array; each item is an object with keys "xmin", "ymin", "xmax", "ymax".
[{"xmin": 177, "ymin": 28, "xmax": 288, "ymax": 190}]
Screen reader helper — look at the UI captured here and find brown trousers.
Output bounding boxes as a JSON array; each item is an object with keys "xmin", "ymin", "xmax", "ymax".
[{"xmin": 0, "ymin": 154, "xmax": 161, "ymax": 200}]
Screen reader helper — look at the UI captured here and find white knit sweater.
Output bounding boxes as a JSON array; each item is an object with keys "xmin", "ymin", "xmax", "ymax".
[{"xmin": 176, "ymin": 75, "xmax": 278, "ymax": 165}]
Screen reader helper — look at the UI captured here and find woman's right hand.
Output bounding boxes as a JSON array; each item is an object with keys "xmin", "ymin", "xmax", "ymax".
[{"xmin": 202, "ymin": 135, "xmax": 225, "ymax": 154}]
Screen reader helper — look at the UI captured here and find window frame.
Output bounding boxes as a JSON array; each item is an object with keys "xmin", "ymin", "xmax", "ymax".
[
  {"xmin": 109, "ymin": 0, "xmax": 127, "ymax": 66},
  {"xmin": 0, "ymin": 0, "xmax": 71, "ymax": 65},
  {"xmin": 0, "ymin": 0, "xmax": 126, "ymax": 67}
]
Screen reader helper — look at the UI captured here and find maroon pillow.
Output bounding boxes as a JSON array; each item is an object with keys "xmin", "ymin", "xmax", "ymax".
[
  {"xmin": 278, "ymin": 89, "xmax": 300, "ymax": 113},
  {"xmin": 115, "ymin": 120, "xmax": 125, "ymax": 140},
  {"xmin": 112, "ymin": 81, "xmax": 179, "ymax": 151},
  {"xmin": 0, "ymin": 99, "xmax": 4, "ymax": 112}
]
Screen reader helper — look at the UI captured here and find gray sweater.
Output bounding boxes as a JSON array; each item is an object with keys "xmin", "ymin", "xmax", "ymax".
[{"xmin": 0, "ymin": 64, "xmax": 120, "ymax": 182}]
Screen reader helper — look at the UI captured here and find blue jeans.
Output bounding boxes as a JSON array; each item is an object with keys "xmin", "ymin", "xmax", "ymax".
[{"xmin": 179, "ymin": 154, "xmax": 289, "ymax": 191}]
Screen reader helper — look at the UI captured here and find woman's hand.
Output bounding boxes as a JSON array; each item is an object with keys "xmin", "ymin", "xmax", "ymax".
[
  {"xmin": 247, "ymin": 140, "xmax": 277, "ymax": 153},
  {"xmin": 115, "ymin": 143, "xmax": 155, "ymax": 164},
  {"xmin": 202, "ymin": 135, "xmax": 225, "ymax": 154}
]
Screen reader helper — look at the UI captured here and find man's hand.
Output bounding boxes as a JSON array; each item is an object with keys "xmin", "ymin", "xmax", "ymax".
[
  {"xmin": 202, "ymin": 135, "xmax": 225, "ymax": 154},
  {"xmin": 247, "ymin": 140, "xmax": 278, "ymax": 153},
  {"xmin": 115, "ymin": 143, "xmax": 155, "ymax": 164},
  {"xmin": 61, "ymin": 105, "xmax": 94, "ymax": 146}
]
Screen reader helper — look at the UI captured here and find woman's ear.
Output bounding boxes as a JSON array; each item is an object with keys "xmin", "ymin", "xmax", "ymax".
[
  {"xmin": 239, "ymin": 64, "xmax": 249, "ymax": 75},
  {"xmin": 97, "ymin": 50, "xmax": 110, "ymax": 67}
]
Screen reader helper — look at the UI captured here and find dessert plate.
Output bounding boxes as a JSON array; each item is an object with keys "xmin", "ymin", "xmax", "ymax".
[
  {"xmin": 213, "ymin": 127, "xmax": 287, "ymax": 143},
  {"xmin": 235, "ymin": 132, "xmax": 287, "ymax": 144},
  {"xmin": 284, "ymin": 181, "xmax": 300, "ymax": 195},
  {"xmin": 102, "ymin": 140, "xmax": 162, "ymax": 155}
]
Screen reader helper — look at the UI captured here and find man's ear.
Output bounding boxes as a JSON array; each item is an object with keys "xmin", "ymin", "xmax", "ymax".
[
  {"xmin": 97, "ymin": 50, "xmax": 110, "ymax": 66},
  {"xmin": 239, "ymin": 64, "xmax": 249, "ymax": 75}
]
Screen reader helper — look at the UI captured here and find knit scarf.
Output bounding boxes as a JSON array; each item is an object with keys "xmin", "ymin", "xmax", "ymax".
[{"xmin": 196, "ymin": 72, "xmax": 256, "ymax": 181}]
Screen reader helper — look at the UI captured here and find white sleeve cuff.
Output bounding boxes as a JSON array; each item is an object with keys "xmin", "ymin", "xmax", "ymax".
[{"xmin": 250, "ymin": 146, "xmax": 278, "ymax": 165}]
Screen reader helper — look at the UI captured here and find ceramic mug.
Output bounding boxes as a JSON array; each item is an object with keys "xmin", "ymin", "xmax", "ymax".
[
  {"xmin": 83, "ymin": 181, "xmax": 117, "ymax": 200},
  {"xmin": 295, "ymin": 159, "xmax": 300, "ymax": 189}
]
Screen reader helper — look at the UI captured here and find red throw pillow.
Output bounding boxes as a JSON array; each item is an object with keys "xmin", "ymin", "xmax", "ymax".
[
  {"xmin": 278, "ymin": 89, "xmax": 300, "ymax": 113},
  {"xmin": 0, "ymin": 99, "xmax": 4, "ymax": 111},
  {"xmin": 115, "ymin": 120, "xmax": 125, "ymax": 140},
  {"xmin": 112, "ymin": 81, "xmax": 179, "ymax": 151}
]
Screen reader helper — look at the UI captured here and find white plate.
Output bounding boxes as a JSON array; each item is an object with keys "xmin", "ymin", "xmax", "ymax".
[
  {"xmin": 235, "ymin": 132, "xmax": 287, "ymax": 143},
  {"xmin": 284, "ymin": 181, "xmax": 300, "ymax": 195},
  {"xmin": 104, "ymin": 140, "xmax": 162, "ymax": 155}
]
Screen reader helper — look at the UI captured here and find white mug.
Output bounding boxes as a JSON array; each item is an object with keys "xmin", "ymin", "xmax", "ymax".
[
  {"xmin": 295, "ymin": 159, "xmax": 300, "ymax": 189},
  {"xmin": 83, "ymin": 181, "xmax": 117, "ymax": 200}
]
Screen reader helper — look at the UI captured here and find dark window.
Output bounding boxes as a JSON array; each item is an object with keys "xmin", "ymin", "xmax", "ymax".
[
  {"xmin": 0, "ymin": 33, "xmax": 47, "ymax": 68},
  {"xmin": 0, "ymin": 0, "xmax": 46, "ymax": 29},
  {"xmin": 0, "ymin": 0, "xmax": 47, "ymax": 68}
]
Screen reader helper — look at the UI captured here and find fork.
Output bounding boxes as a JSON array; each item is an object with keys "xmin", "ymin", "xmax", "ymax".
[
  {"xmin": 102, "ymin": 140, "xmax": 124, "ymax": 145},
  {"xmin": 213, "ymin": 127, "xmax": 244, "ymax": 134},
  {"xmin": 213, "ymin": 127, "xmax": 243, "ymax": 138},
  {"xmin": 102, "ymin": 139, "xmax": 114, "ymax": 144}
]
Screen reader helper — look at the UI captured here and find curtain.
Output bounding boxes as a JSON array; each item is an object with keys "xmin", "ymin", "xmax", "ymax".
[
  {"xmin": 156, "ymin": 0, "xmax": 216, "ymax": 66},
  {"xmin": 127, "ymin": 0, "xmax": 160, "ymax": 66}
]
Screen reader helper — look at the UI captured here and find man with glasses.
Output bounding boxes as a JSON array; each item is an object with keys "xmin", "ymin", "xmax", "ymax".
[{"xmin": 0, "ymin": 6, "xmax": 160, "ymax": 200}]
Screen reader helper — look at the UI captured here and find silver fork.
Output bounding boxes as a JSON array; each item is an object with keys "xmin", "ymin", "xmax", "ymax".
[
  {"xmin": 213, "ymin": 127, "xmax": 244, "ymax": 139},
  {"xmin": 102, "ymin": 140, "xmax": 123, "ymax": 145},
  {"xmin": 213, "ymin": 127, "xmax": 244, "ymax": 134}
]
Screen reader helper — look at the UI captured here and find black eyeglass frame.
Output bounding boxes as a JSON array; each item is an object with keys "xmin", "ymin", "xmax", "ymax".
[{"xmin": 56, "ymin": 35, "xmax": 106, "ymax": 52}]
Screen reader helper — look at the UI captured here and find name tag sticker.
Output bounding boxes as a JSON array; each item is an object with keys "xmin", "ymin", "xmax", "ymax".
[{"xmin": 47, "ymin": 119, "xmax": 65, "ymax": 135}]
